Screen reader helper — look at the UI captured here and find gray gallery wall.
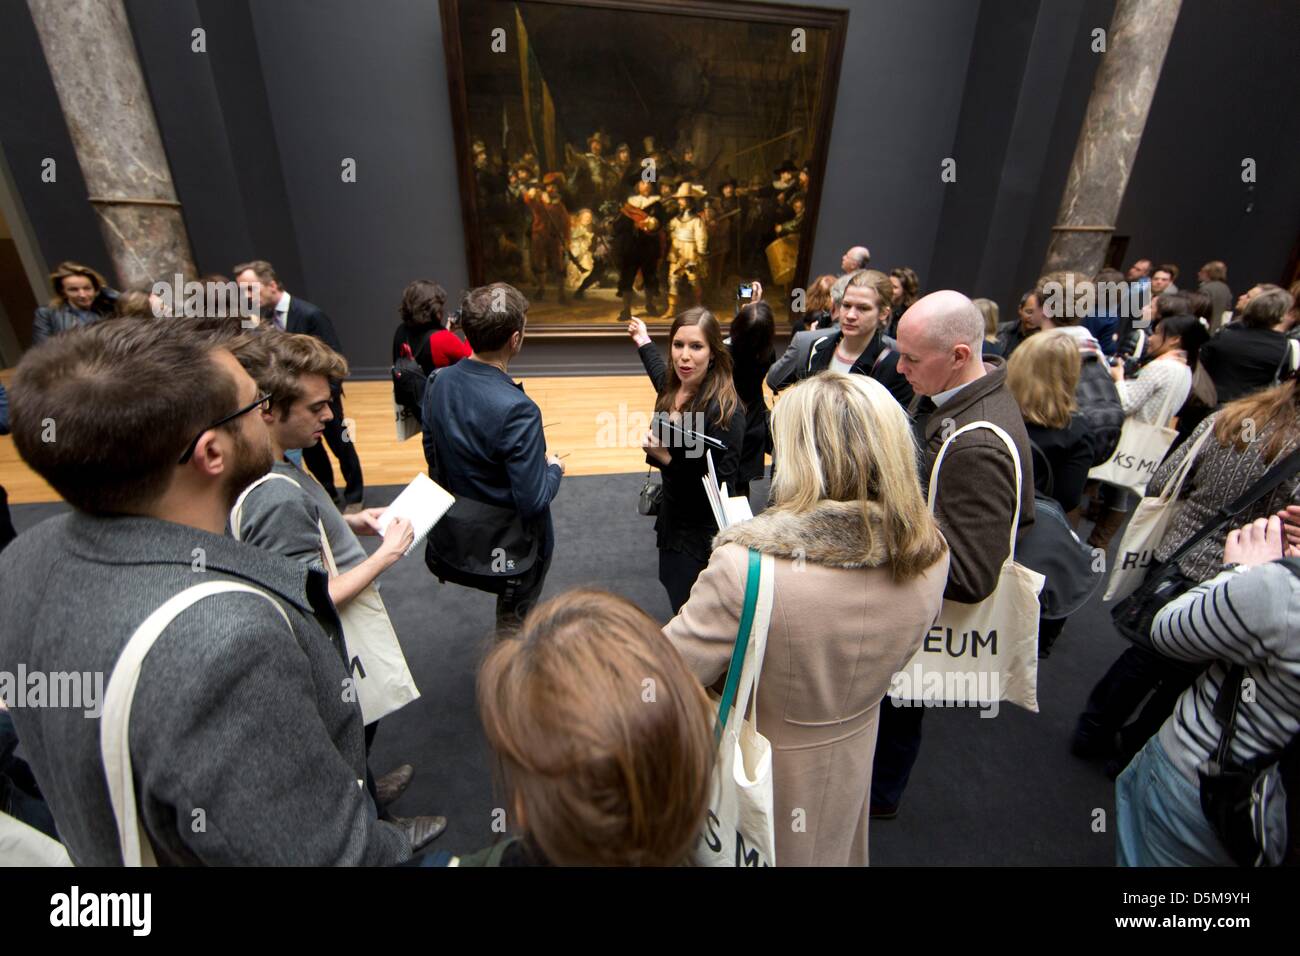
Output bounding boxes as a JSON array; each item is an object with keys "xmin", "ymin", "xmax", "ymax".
[{"xmin": 1, "ymin": 0, "xmax": 1297, "ymax": 377}]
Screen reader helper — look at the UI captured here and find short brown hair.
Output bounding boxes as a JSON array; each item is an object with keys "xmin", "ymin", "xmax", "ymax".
[
  {"xmin": 232, "ymin": 259, "xmax": 279, "ymax": 286},
  {"xmin": 230, "ymin": 330, "xmax": 347, "ymax": 419},
  {"xmin": 1154, "ymin": 263, "xmax": 1179, "ymax": 281},
  {"xmin": 112, "ymin": 289, "xmax": 156, "ymax": 318},
  {"xmin": 48, "ymin": 260, "xmax": 108, "ymax": 308},
  {"xmin": 398, "ymin": 280, "xmax": 447, "ymax": 329},
  {"xmin": 1239, "ymin": 287, "xmax": 1294, "ymax": 330},
  {"xmin": 10, "ymin": 319, "xmax": 239, "ymax": 514},
  {"xmin": 1200, "ymin": 260, "xmax": 1227, "ymax": 282},
  {"xmin": 477, "ymin": 589, "xmax": 714, "ymax": 866},
  {"xmin": 460, "ymin": 282, "xmax": 528, "ymax": 353}
]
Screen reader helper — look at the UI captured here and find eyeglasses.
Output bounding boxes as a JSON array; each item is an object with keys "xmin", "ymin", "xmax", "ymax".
[{"xmin": 177, "ymin": 393, "xmax": 272, "ymax": 464}]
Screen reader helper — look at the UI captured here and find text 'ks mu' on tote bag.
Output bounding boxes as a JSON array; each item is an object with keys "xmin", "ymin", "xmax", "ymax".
[
  {"xmin": 231, "ymin": 473, "xmax": 420, "ymax": 725},
  {"xmin": 1103, "ymin": 424, "xmax": 1213, "ymax": 603},
  {"xmin": 693, "ymin": 548, "xmax": 777, "ymax": 867},
  {"xmin": 1088, "ymin": 369, "xmax": 1184, "ymax": 497},
  {"xmin": 892, "ymin": 422, "xmax": 1044, "ymax": 713}
]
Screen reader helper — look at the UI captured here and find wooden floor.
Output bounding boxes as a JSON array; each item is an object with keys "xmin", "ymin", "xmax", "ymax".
[{"xmin": 0, "ymin": 375, "xmax": 667, "ymax": 505}]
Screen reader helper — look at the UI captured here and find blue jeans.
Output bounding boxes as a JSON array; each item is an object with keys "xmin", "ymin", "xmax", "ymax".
[{"xmin": 1115, "ymin": 734, "xmax": 1235, "ymax": 866}]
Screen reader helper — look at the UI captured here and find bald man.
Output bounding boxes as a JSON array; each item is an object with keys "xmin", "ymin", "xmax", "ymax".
[
  {"xmin": 840, "ymin": 245, "xmax": 870, "ymax": 273},
  {"xmin": 871, "ymin": 290, "xmax": 1035, "ymax": 818}
]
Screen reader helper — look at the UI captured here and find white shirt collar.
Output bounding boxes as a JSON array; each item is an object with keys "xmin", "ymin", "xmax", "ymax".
[
  {"xmin": 931, "ymin": 381, "xmax": 968, "ymax": 408},
  {"xmin": 275, "ymin": 290, "xmax": 290, "ymax": 315}
]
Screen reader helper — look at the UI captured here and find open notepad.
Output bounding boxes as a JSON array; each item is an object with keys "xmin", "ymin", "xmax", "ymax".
[
  {"xmin": 377, "ymin": 473, "xmax": 455, "ymax": 556},
  {"xmin": 701, "ymin": 449, "xmax": 753, "ymax": 530}
]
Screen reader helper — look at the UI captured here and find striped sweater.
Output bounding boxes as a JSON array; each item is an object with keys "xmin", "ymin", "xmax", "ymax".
[{"xmin": 1151, "ymin": 561, "xmax": 1300, "ymax": 784}]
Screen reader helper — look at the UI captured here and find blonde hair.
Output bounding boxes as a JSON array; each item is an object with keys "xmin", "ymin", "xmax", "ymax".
[
  {"xmin": 477, "ymin": 589, "xmax": 714, "ymax": 866},
  {"xmin": 972, "ymin": 297, "xmax": 999, "ymax": 341},
  {"xmin": 769, "ymin": 373, "xmax": 946, "ymax": 580},
  {"xmin": 1006, "ymin": 329, "xmax": 1079, "ymax": 429}
]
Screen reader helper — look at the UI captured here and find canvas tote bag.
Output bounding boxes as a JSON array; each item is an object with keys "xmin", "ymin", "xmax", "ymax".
[
  {"xmin": 1088, "ymin": 368, "xmax": 1185, "ymax": 497},
  {"xmin": 101, "ymin": 581, "xmax": 298, "ymax": 866},
  {"xmin": 693, "ymin": 548, "xmax": 776, "ymax": 867},
  {"xmin": 1102, "ymin": 424, "xmax": 1213, "ymax": 603},
  {"xmin": 231, "ymin": 473, "xmax": 420, "ymax": 725},
  {"xmin": 894, "ymin": 422, "xmax": 1044, "ymax": 713}
]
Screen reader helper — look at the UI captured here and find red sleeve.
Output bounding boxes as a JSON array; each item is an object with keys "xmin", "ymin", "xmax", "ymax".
[{"xmin": 429, "ymin": 330, "xmax": 471, "ymax": 367}]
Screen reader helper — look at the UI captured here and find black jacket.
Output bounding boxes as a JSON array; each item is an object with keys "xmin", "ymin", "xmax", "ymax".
[
  {"xmin": 1026, "ymin": 415, "xmax": 1094, "ymax": 513},
  {"xmin": 728, "ymin": 342, "xmax": 774, "ymax": 484},
  {"xmin": 286, "ymin": 295, "xmax": 343, "ymax": 354},
  {"xmin": 1199, "ymin": 325, "xmax": 1291, "ymax": 404},
  {"xmin": 806, "ymin": 329, "xmax": 914, "ymax": 408},
  {"xmin": 638, "ymin": 343, "xmax": 746, "ymax": 562}
]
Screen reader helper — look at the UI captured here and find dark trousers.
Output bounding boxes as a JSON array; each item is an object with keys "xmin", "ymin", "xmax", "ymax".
[
  {"xmin": 659, "ymin": 547, "xmax": 707, "ymax": 616},
  {"xmin": 496, "ymin": 552, "xmax": 553, "ymax": 632},
  {"xmin": 1, "ymin": 712, "xmax": 58, "ymax": 840},
  {"xmin": 871, "ymin": 700, "xmax": 925, "ymax": 809},
  {"xmin": 1075, "ymin": 645, "xmax": 1202, "ymax": 761},
  {"xmin": 617, "ymin": 245, "xmax": 661, "ymax": 299},
  {"xmin": 301, "ymin": 394, "xmax": 365, "ymax": 505}
]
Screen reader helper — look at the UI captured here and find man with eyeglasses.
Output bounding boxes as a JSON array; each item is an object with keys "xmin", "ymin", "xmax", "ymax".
[{"xmin": 0, "ymin": 320, "xmax": 412, "ymax": 865}]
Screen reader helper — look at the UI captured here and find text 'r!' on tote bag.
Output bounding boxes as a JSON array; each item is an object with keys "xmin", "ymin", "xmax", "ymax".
[
  {"xmin": 692, "ymin": 548, "xmax": 777, "ymax": 867},
  {"xmin": 892, "ymin": 422, "xmax": 1044, "ymax": 713},
  {"xmin": 1088, "ymin": 371, "xmax": 1184, "ymax": 498},
  {"xmin": 1103, "ymin": 424, "xmax": 1213, "ymax": 604}
]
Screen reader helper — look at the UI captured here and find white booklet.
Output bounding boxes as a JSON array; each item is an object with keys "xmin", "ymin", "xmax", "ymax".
[
  {"xmin": 377, "ymin": 473, "xmax": 455, "ymax": 556},
  {"xmin": 701, "ymin": 450, "xmax": 753, "ymax": 530}
]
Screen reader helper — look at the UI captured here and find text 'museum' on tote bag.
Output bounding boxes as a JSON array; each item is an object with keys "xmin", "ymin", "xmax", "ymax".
[
  {"xmin": 1087, "ymin": 369, "xmax": 1184, "ymax": 497},
  {"xmin": 892, "ymin": 422, "xmax": 1044, "ymax": 713},
  {"xmin": 231, "ymin": 474, "xmax": 420, "ymax": 726},
  {"xmin": 693, "ymin": 548, "xmax": 776, "ymax": 867},
  {"xmin": 1103, "ymin": 424, "xmax": 1213, "ymax": 603}
]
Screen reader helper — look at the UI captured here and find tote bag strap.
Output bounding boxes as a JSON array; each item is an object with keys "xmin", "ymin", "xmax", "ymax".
[
  {"xmin": 229, "ymin": 472, "xmax": 301, "ymax": 541},
  {"xmin": 928, "ymin": 421, "xmax": 1024, "ymax": 559},
  {"xmin": 100, "ymin": 581, "xmax": 292, "ymax": 866},
  {"xmin": 1152, "ymin": 422, "xmax": 1215, "ymax": 506},
  {"xmin": 714, "ymin": 549, "xmax": 774, "ymax": 743}
]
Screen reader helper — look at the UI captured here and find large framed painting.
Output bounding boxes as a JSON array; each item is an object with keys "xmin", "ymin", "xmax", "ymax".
[{"xmin": 440, "ymin": 0, "xmax": 848, "ymax": 332}]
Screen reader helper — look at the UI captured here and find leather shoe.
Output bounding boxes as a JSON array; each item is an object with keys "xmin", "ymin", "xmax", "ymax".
[
  {"xmin": 374, "ymin": 763, "xmax": 414, "ymax": 809},
  {"xmin": 869, "ymin": 801, "xmax": 899, "ymax": 820},
  {"xmin": 391, "ymin": 814, "xmax": 447, "ymax": 852}
]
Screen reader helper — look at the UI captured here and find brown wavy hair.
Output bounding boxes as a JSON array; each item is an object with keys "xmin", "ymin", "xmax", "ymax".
[
  {"xmin": 47, "ymin": 260, "xmax": 108, "ymax": 308},
  {"xmin": 1213, "ymin": 378, "xmax": 1299, "ymax": 463},
  {"xmin": 476, "ymin": 589, "xmax": 714, "ymax": 866},
  {"xmin": 653, "ymin": 307, "xmax": 739, "ymax": 428}
]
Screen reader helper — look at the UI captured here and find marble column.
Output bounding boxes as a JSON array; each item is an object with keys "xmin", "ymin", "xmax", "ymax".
[
  {"xmin": 27, "ymin": 0, "xmax": 196, "ymax": 288},
  {"xmin": 1042, "ymin": 0, "xmax": 1182, "ymax": 278}
]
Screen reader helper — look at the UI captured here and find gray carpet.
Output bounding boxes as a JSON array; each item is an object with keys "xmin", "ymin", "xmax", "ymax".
[{"xmin": 8, "ymin": 473, "xmax": 1126, "ymax": 865}]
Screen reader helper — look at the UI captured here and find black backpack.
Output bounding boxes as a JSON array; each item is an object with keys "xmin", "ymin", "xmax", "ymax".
[
  {"xmin": 1075, "ymin": 355, "xmax": 1125, "ymax": 465},
  {"xmin": 391, "ymin": 342, "xmax": 426, "ymax": 420}
]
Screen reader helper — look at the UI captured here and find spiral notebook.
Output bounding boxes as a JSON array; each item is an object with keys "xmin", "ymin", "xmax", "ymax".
[{"xmin": 377, "ymin": 473, "xmax": 456, "ymax": 556}]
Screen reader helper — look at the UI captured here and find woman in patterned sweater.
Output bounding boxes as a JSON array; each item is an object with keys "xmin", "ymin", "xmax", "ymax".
[{"xmin": 1075, "ymin": 374, "xmax": 1300, "ymax": 774}]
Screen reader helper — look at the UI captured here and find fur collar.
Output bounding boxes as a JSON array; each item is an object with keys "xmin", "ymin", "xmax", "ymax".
[{"xmin": 713, "ymin": 500, "xmax": 890, "ymax": 569}]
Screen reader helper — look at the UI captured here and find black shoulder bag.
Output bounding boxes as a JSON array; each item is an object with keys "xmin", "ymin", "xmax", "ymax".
[
  {"xmin": 1199, "ymin": 640, "xmax": 1298, "ymax": 866},
  {"xmin": 1111, "ymin": 446, "xmax": 1300, "ymax": 648},
  {"xmin": 420, "ymin": 370, "xmax": 544, "ymax": 596}
]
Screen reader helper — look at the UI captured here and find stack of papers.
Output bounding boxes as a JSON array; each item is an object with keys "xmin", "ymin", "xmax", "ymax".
[{"xmin": 701, "ymin": 449, "xmax": 753, "ymax": 530}]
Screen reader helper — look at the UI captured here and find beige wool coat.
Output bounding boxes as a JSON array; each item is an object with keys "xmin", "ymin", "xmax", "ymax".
[{"xmin": 664, "ymin": 499, "xmax": 949, "ymax": 866}]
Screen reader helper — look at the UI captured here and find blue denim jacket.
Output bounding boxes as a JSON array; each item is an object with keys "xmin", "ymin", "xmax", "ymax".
[{"xmin": 421, "ymin": 358, "xmax": 562, "ymax": 556}]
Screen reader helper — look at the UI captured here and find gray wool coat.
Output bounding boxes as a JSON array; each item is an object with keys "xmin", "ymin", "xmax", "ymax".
[{"xmin": 0, "ymin": 512, "xmax": 410, "ymax": 866}]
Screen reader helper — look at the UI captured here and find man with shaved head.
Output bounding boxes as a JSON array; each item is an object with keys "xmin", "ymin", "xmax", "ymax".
[
  {"xmin": 840, "ymin": 245, "xmax": 871, "ymax": 273},
  {"xmin": 871, "ymin": 290, "xmax": 1035, "ymax": 819}
]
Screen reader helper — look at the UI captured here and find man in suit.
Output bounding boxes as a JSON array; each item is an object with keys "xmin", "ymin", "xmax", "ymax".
[
  {"xmin": 235, "ymin": 260, "xmax": 365, "ymax": 512},
  {"xmin": 0, "ymin": 320, "xmax": 416, "ymax": 864}
]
